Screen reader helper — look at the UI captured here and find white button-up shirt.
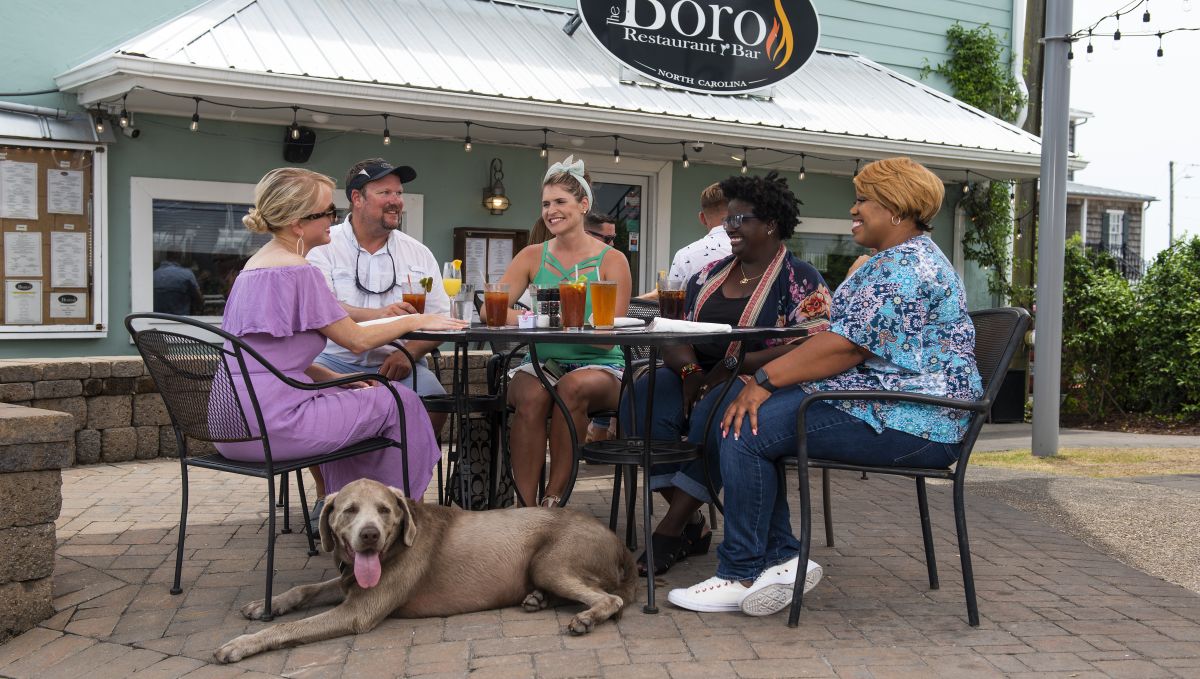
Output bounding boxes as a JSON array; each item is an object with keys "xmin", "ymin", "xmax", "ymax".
[
  {"xmin": 307, "ymin": 219, "xmax": 449, "ymax": 367},
  {"xmin": 668, "ymin": 226, "xmax": 732, "ymax": 284}
]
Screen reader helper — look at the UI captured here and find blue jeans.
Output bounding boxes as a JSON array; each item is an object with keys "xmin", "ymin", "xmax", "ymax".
[
  {"xmin": 618, "ymin": 366, "xmax": 744, "ymax": 504},
  {"xmin": 312, "ymin": 352, "xmax": 447, "ymax": 398},
  {"xmin": 716, "ymin": 385, "xmax": 961, "ymax": 581}
]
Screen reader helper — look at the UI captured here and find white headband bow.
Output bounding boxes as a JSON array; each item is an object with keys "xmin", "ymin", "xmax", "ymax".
[{"xmin": 543, "ymin": 155, "xmax": 593, "ymax": 205}]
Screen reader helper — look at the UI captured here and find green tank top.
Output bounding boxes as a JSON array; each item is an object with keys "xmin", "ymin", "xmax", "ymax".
[{"xmin": 531, "ymin": 242, "xmax": 623, "ymax": 366}]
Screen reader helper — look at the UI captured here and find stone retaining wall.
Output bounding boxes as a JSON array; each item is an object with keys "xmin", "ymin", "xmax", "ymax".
[
  {"xmin": 0, "ymin": 351, "xmax": 496, "ymax": 467},
  {"xmin": 0, "ymin": 404, "xmax": 73, "ymax": 642}
]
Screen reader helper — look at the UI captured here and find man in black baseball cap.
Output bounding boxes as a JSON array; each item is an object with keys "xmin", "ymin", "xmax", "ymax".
[{"xmin": 343, "ymin": 159, "xmax": 417, "ymax": 201}]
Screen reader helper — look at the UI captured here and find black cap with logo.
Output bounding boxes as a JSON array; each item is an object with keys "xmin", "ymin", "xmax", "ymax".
[{"xmin": 345, "ymin": 161, "xmax": 417, "ymax": 200}]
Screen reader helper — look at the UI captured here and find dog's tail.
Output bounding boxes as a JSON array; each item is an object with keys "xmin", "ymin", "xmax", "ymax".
[{"xmin": 615, "ymin": 544, "xmax": 638, "ymax": 610}]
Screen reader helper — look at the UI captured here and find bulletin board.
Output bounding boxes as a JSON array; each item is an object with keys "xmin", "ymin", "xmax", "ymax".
[
  {"xmin": 452, "ymin": 227, "xmax": 529, "ymax": 289},
  {"xmin": 0, "ymin": 141, "xmax": 104, "ymax": 337}
]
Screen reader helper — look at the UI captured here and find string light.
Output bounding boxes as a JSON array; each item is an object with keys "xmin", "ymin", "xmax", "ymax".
[
  {"xmin": 1143, "ymin": 1, "xmax": 1151, "ymax": 22},
  {"xmin": 289, "ymin": 106, "xmax": 300, "ymax": 140},
  {"xmin": 464, "ymin": 122, "xmax": 472, "ymax": 152},
  {"xmin": 963, "ymin": 170, "xmax": 971, "ymax": 194},
  {"xmin": 190, "ymin": 97, "xmax": 200, "ymax": 132},
  {"xmin": 382, "ymin": 114, "xmax": 391, "ymax": 145},
  {"xmin": 540, "ymin": 128, "xmax": 548, "ymax": 158},
  {"xmin": 1157, "ymin": 31, "xmax": 1164, "ymax": 57},
  {"xmin": 680, "ymin": 142, "xmax": 689, "ymax": 169},
  {"xmin": 1087, "ymin": 31, "xmax": 1095, "ymax": 60},
  {"xmin": 1113, "ymin": 12, "xmax": 1123, "ymax": 50},
  {"xmin": 118, "ymin": 95, "xmax": 129, "ymax": 129},
  {"xmin": 798, "ymin": 153, "xmax": 806, "ymax": 180},
  {"xmin": 853, "ymin": 159, "xmax": 860, "ymax": 177},
  {"xmin": 740, "ymin": 147, "xmax": 749, "ymax": 174},
  {"xmin": 612, "ymin": 135, "xmax": 620, "ymax": 163},
  {"xmin": 93, "ymin": 109, "xmax": 104, "ymax": 134}
]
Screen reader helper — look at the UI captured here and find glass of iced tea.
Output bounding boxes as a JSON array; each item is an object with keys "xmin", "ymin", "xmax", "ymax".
[
  {"xmin": 589, "ymin": 280, "xmax": 617, "ymax": 329},
  {"xmin": 657, "ymin": 272, "xmax": 687, "ymax": 320},
  {"xmin": 559, "ymin": 278, "xmax": 587, "ymax": 331},
  {"xmin": 400, "ymin": 281, "xmax": 427, "ymax": 314},
  {"xmin": 484, "ymin": 282, "xmax": 510, "ymax": 328}
]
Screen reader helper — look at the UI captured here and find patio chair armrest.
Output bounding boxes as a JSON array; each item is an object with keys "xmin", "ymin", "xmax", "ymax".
[{"xmin": 797, "ymin": 390, "xmax": 989, "ymax": 417}]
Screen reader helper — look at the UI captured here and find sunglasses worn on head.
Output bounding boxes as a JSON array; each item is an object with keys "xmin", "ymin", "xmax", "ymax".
[
  {"xmin": 586, "ymin": 230, "xmax": 617, "ymax": 245},
  {"xmin": 302, "ymin": 205, "xmax": 340, "ymax": 222}
]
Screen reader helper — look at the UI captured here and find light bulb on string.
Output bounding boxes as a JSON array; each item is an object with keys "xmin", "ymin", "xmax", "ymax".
[
  {"xmin": 1157, "ymin": 32, "xmax": 1165, "ymax": 59},
  {"xmin": 1087, "ymin": 31, "xmax": 1095, "ymax": 60},
  {"xmin": 853, "ymin": 159, "xmax": 860, "ymax": 177},
  {"xmin": 540, "ymin": 129, "xmax": 548, "ymax": 158},
  {"xmin": 118, "ymin": 95, "xmax": 129, "ymax": 129},
  {"xmin": 190, "ymin": 98, "xmax": 200, "ymax": 132},
  {"xmin": 464, "ymin": 122, "xmax": 472, "ymax": 152},
  {"xmin": 741, "ymin": 147, "xmax": 749, "ymax": 174},
  {"xmin": 613, "ymin": 136, "xmax": 620, "ymax": 164},
  {"xmin": 289, "ymin": 106, "xmax": 300, "ymax": 140},
  {"xmin": 798, "ymin": 153, "xmax": 806, "ymax": 181},
  {"xmin": 680, "ymin": 142, "xmax": 689, "ymax": 169},
  {"xmin": 93, "ymin": 109, "xmax": 104, "ymax": 134},
  {"xmin": 1113, "ymin": 14, "xmax": 1122, "ymax": 50},
  {"xmin": 963, "ymin": 170, "xmax": 971, "ymax": 195},
  {"xmin": 382, "ymin": 114, "xmax": 391, "ymax": 146},
  {"xmin": 1143, "ymin": 2, "xmax": 1151, "ymax": 22}
]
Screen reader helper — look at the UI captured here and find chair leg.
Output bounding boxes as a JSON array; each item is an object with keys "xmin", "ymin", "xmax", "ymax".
[
  {"xmin": 916, "ymin": 477, "xmax": 939, "ymax": 590},
  {"xmin": 608, "ymin": 466, "xmax": 622, "ymax": 532},
  {"xmin": 953, "ymin": 477, "xmax": 980, "ymax": 626},
  {"xmin": 263, "ymin": 478, "xmax": 277, "ymax": 622},
  {"xmin": 296, "ymin": 470, "xmax": 318, "ymax": 557},
  {"xmin": 276, "ymin": 474, "xmax": 286, "ymax": 507},
  {"xmin": 280, "ymin": 471, "xmax": 292, "ymax": 534},
  {"xmin": 640, "ymin": 461, "xmax": 658, "ymax": 614},
  {"xmin": 624, "ymin": 465, "xmax": 638, "ymax": 551},
  {"xmin": 171, "ymin": 463, "xmax": 189, "ymax": 596},
  {"xmin": 822, "ymin": 468, "xmax": 834, "ymax": 548},
  {"xmin": 787, "ymin": 457, "xmax": 813, "ymax": 628}
]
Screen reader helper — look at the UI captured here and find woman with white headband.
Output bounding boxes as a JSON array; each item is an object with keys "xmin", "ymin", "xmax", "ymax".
[{"xmin": 484, "ymin": 156, "xmax": 632, "ymax": 508}]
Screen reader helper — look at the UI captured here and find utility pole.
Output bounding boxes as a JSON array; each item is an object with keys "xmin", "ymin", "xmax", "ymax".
[
  {"xmin": 1169, "ymin": 160, "xmax": 1175, "ymax": 245},
  {"xmin": 1031, "ymin": 0, "xmax": 1073, "ymax": 458}
]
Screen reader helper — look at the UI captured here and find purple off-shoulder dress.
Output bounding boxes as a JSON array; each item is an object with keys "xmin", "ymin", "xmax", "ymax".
[{"xmin": 214, "ymin": 265, "xmax": 439, "ymax": 498}]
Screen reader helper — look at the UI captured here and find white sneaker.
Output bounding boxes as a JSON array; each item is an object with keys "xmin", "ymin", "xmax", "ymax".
[
  {"xmin": 667, "ymin": 576, "xmax": 749, "ymax": 612},
  {"xmin": 739, "ymin": 557, "xmax": 823, "ymax": 617}
]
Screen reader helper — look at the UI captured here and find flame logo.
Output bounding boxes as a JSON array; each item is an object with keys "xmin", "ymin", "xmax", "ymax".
[{"xmin": 764, "ymin": 0, "xmax": 795, "ymax": 70}]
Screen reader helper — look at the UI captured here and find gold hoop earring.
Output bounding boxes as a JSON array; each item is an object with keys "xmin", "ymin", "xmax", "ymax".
[
  {"xmin": 890, "ymin": 215, "xmax": 901, "ymax": 226},
  {"xmin": 295, "ymin": 237, "xmax": 304, "ymax": 256}
]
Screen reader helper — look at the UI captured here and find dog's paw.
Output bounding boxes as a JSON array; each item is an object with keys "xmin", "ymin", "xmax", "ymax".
[
  {"xmin": 522, "ymin": 590, "xmax": 549, "ymax": 612},
  {"xmin": 567, "ymin": 613, "xmax": 596, "ymax": 635},
  {"xmin": 213, "ymin": 634, "xmax": 256, "ymax": 663},
  {"xmin": 239, "ymin": 599, "xmax": 271, "ymax": 619}
]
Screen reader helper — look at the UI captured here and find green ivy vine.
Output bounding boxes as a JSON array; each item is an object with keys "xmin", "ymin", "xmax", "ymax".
[{"xmin": 922, "ymin": 23, "xmax": 1030, "ymax": 304}]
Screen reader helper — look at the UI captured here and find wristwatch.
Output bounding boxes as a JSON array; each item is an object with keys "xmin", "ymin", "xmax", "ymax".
[
  {"xmin": 722, "ymin": 355, "xmax": 739, "ymax": 372},
  {"xmin": 753, "ymin": 367, "xmax": 778, "ymax": 393}
]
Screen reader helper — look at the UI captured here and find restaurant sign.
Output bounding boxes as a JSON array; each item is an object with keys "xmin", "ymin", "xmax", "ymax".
[{"xmin": 578, "ymin": 0, "xmax": 819, "ymax": 94}]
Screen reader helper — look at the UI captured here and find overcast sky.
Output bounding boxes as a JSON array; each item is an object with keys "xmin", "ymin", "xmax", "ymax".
[{"xmin": 1068, "ymin": 1, "xmax": 1200, "ymax": 260}]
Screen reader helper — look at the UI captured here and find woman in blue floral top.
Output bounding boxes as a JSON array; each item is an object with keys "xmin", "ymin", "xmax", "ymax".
[
  {"xmin": 666, "ymin": 157, "xmax": 982, "ymax": 617},
  {"xmin": 621, "ymin": 172, "xmax": 831, "ymax": 576}
]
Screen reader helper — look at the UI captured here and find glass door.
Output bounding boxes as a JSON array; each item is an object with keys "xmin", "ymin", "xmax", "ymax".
[{"xmin": 590, "ymin": 173, "xmax": 650, "ymax": 295}]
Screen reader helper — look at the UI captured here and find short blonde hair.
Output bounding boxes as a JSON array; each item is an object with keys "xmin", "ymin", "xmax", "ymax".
[
  {"xmin": 853, "ymin": 158, "xmax": 945, "ymax": 229},
  {"xmin": 242, "ymin": 168, "xmax": 335, "ymax": 234},
  {"xmin": 699, "ymin": 183, "xmax": 726, "ymax": 211}
]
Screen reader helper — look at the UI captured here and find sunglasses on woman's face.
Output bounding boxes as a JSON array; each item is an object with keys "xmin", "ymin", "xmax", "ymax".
[
  {"xmin": 301, "ymin": 205, "xmax": 340, "ymax": 222},
  {"xmin": 586, "ymin": 230, "xmax": 617, "ymax": 245},
  {"xmin": 722, "ymin": 212, "xmax": 761, "ymax": 230}
]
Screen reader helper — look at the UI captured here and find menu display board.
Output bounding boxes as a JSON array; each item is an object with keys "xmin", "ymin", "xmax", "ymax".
[{"xmin": 0, "ymin": 146, "xmax": 94, "ymax": 328}]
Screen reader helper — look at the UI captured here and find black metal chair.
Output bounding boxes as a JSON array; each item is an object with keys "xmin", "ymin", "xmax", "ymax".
[
  {"xmin": 784, "ymin": 307, "xmax": 1031, "ymax": 627},
  {"xmin": 125, "ymin": 312, "xmax": 412, "ymax": 621}
]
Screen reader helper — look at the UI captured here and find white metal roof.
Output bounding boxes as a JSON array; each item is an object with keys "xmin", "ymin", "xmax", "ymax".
[
  {"xmin": 57, "ymin": 0, "xmax": 1053, "ymax": 177},
  {"xmin": 1067, "ymin": 181, "xmax": 1157, "ymax": 202}
]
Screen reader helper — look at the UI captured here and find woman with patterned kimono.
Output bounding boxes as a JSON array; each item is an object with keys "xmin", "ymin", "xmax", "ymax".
[
  {"xmin": 666, "ymin": 157, "xmax": 983, "ymax": 617},
  {"xmin": 621, "ymin": 171, "xmax": 832, "ymax": 575}
]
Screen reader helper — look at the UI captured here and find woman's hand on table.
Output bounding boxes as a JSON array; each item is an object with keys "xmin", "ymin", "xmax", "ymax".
[
  {"xmin": 721, "ymin": 383, "xmax": 771, "ymax": 439},
  {"xmin": 412, "ymin": 314, "xmax": 470, "ymax": 332}
]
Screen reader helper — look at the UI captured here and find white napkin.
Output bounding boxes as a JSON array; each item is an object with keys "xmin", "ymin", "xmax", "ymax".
[
  {"xmin": 613, "ymin": 317, "xmax": 645, "ymax": 328},
  {"xmin": 646, "ymin": 318, "xmax": 732, "ymax": 333}
]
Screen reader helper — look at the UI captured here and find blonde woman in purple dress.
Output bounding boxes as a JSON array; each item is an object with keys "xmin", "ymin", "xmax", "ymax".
[{"xmin": 215, "ymin": 168, "xmax": 466, "ymax": 499}]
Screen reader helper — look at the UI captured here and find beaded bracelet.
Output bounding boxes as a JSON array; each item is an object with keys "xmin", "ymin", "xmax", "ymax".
[{"xmin": 679, "ymin": 362, "xmax": 704, "ymax": 380}]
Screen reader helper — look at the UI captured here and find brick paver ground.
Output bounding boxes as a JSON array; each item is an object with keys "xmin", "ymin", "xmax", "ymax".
[{"xmin": 3, "ymin": 458, "xmax": 1199, "ymax": 678}]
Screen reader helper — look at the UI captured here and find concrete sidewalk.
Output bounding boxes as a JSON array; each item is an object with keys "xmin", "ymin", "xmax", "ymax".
[
  {"xmin": 2, "ymin": 455, "xmax": 1199, "ymax": 678},
  {"xmin": 976, "ymin": 423, "xmax": 1200, "ymax": 453}
]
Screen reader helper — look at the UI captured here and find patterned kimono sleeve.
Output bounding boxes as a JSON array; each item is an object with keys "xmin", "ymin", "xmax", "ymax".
[
  {"xmin": 827, "ymin": 256, "xmax": 925, "ymax": 374},
  {"xmin": 766, "ymin": 258, "xmax": 832, "ymax": 348}
]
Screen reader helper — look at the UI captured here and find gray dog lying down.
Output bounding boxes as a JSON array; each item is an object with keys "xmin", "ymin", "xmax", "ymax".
[{"xmin": 215, "ymin": 478, "xmax": 638, "ymax": 663}]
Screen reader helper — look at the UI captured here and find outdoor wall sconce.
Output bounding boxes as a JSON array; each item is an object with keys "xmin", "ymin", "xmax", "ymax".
[{"xmin": 482, "ymin": 157, "xmax": 510, "ymax": 215}]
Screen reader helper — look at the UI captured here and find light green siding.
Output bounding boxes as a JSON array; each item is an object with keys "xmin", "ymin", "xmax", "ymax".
[{"xmin": 540, "ymin": 0, "xmax": 1015, "ymax": 89}]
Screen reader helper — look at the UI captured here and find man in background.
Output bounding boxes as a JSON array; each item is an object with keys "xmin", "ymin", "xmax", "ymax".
[
  {"xmin": 153, "ymin": 255, "xmax": 203, "ymax": 315},
  {"xmin": 638, "ymin": 182, "xmax": 730, "ymax": 300}
]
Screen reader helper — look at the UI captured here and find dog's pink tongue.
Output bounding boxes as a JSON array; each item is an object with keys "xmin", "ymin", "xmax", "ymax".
[{"xmin": 353, "ymin": 551, "xmax": 381, "ymax": 589}]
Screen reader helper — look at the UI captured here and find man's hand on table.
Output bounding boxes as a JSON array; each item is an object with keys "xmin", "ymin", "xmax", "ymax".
[{"xmin": 369, "ymin": 302, "xmax": 417, "ymax": 320}]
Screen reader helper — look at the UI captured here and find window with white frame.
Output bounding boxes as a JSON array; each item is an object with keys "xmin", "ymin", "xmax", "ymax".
[
  {"xmin": 130, "ymin": 178, "xmax": 421, "ymax": 332},
  {"xmin": 1106, "ymin": 209, "xmax": 1124, "ymax": 251}
]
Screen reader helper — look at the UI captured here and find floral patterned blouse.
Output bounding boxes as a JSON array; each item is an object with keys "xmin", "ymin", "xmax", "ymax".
[{"xmin": 803, "ymin": 235, "xmax": 982, "ymax": 443}]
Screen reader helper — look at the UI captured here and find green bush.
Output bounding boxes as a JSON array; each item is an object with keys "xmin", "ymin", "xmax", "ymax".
[
  {"xmin": 1130, "ymin": 237, "xmax": 1200, "ymax": 417},
  {"xmin": 1060, "ymin": 236, "xmax": 1137, "ymax": 418}
]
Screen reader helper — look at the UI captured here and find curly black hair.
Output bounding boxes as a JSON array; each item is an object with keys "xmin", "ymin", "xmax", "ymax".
[{"xmin": 717, "ymin": 171, "xmax": 801, "ymax": 240}]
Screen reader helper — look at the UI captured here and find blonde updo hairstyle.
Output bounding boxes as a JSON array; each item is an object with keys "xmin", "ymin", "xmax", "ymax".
[
  {"xmin": 242, "ymin": 168, "xmax": 336, "ymax": 234},
  {"xmin": 853, "ymin": 157, "xmax": 945, "ymax": 231}
]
